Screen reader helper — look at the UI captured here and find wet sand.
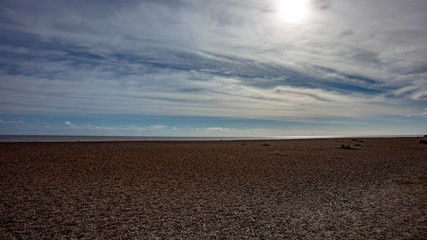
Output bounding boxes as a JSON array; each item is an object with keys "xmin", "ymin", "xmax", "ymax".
[{"xmin": 1, "ymin": 138, "xmax": 426, "ymax": 238}]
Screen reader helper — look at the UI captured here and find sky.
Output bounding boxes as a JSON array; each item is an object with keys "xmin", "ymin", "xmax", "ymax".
[{"xmin": 0, "ymin": 0, "xmax": 426, "ymax": 137}]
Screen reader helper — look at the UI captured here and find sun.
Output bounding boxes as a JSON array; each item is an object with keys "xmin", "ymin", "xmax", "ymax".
[{"xmin": 278, "ymin": 0, "xmax": 310, "ymax": 24}]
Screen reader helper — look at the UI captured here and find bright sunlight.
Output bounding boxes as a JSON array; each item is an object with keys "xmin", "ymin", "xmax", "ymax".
[{"xmin": 278, "ymin": 0, "xmax": 310, "ymax": 24}]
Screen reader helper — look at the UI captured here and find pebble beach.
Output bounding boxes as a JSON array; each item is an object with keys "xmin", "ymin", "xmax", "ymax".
[{"xmin": 1, "ymin": 137, "xmax": 426, "ymax": 239}]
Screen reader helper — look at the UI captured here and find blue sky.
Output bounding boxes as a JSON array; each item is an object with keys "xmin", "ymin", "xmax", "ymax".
[{"xmin": 0, "ymin": 0, "xmax": 426, "ymax": 136}]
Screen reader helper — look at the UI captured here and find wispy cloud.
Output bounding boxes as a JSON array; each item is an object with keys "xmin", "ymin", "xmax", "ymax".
[{"xmin": 0, "ymin": 119, "xmax": 23, "ymax": 125}]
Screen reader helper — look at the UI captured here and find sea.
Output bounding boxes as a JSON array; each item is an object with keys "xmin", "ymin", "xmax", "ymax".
[{"xmin": 0, "ymin": 135, "xmax": 421, "ymax": 142}]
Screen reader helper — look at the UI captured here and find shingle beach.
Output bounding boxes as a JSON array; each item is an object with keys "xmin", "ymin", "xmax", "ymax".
[{"xmin": 1, "ymin": 138, "xmax": 426, "ymax": 239}]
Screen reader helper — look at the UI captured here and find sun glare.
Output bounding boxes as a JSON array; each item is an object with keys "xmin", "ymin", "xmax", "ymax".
[{"xmin": 278, "ymin": 0, "xmax": 310, "ymax": 24}]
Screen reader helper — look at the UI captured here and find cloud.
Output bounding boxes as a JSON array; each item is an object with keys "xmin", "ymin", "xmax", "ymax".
[
  {"xmin": 0, "ymin": 58, "xmax": 418, "ymax": 120},
  {"xmin": 312, "ymin": 0, "xmax": 331, "ymax": 10},
  {"xmin": 412, "ymin": 91, "xmax": 427, "ymax": 100},
  {"xmin": 406, "ymin": 107, "xmax": 427, "ymax": 117},
  {"xmin": 0, "ymin": 7, "xmax": 15, "ymax": 16},
  {"xmin": 340, "ymin": 30, "xmax": 354, "ymax": 37},
  {"xmin": 394, "ymin": 86, "xmax": 418, "ymax": 96},
  {"xmin": 0, "ymin": 119, "xmax": 23, "ymax": 124},
  {"xmin": 149, "ymin": 125, "xmax": 167, "ymax": 130},
  {"xmin": 13, "ymin": 123, "xmax": 343, "ymax": 137},
  {"xmin": 0, "ymin": 0, "xmax": 426, "ymax": 130}
]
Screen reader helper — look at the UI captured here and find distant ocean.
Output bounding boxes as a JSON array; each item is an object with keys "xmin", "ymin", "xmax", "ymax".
[
  {"xmin": 0, "ymin": 135, "xmax": 263, "ymax": 142},
  {"xmin": 0, "ymin": 135, "xmax": 421, "ymax": 142}
]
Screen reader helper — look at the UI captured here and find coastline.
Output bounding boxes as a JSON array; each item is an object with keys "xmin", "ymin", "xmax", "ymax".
[
  {"xmin": 0, "ymin": 134, "xmax": 424, "ymax": 143},
  {"xmin": 1, "ymin": 137, "xmax": 426, "ymax": 238}
]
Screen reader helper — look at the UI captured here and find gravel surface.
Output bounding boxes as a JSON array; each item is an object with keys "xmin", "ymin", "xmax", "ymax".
[{"xmin": 1, "ymin": 138, "xmax": 426, "ymax": 239}]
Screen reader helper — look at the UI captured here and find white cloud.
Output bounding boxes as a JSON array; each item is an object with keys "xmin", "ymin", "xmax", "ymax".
[
  {"xmin": 412, "ymin": 91, "xmax": 427, "ymax": 101},
  {"xmin": 394, "ymin": 86, "xmax": 418, "ymax": 96},
  {"xmin": 42, "ymin": 123, "xmax": 329, "ymax": 137},
  {"xmin": 0, "ymin": 69, "xmax": 416, "ymax": 120},
  {"xmin": 149, "ymin": 125, "xmax": 167, "ymax": 130},
  {"xmin": 0, "ymin": 119, "xmax": 23, "ymax": 125}
]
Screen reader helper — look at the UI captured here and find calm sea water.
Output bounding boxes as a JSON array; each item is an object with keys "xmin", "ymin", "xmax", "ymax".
[
  {"xmin": 0, "ymin": 135, "xmax": 420, "ymax": 142},
  {"xmin": 0, "ymin": 135, "xmax": 264, "ymax": 142}
]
